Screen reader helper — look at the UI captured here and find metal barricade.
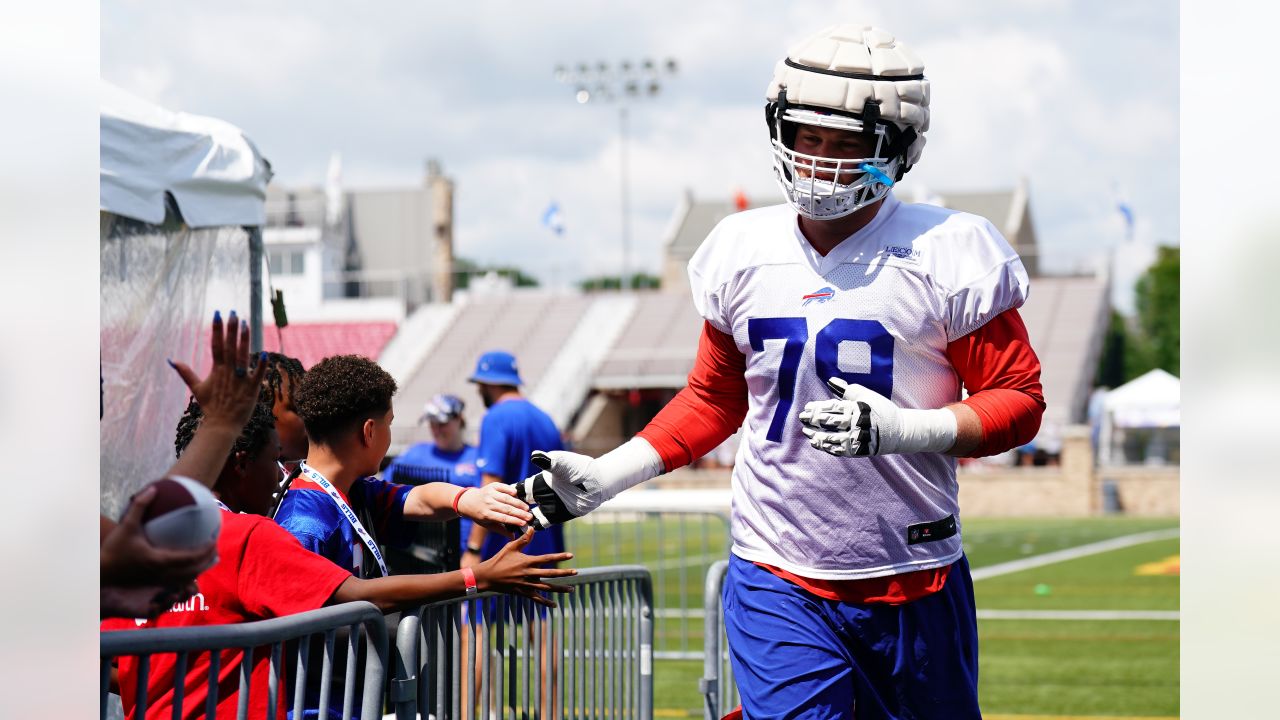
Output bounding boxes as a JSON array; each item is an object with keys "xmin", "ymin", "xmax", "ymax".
[
  {"xmin": 101, "ymin": 601, "xmax": 388, "ymax": 720},
  {"xmin": 565, "ymin": 496, "xmax": 730, "ymax": 661},
  {"xmin": 698, "ymin": 560, "xmax": 735, "ymax": 720},
  {"xmin": 393, "ymin": 566, "xmax": 654, "ymax": 720}
]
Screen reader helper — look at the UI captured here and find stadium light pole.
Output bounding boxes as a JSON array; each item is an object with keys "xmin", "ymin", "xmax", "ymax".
[{"xmin": 555, "ymin": 58, "xmax": 678, "ymax": 290}]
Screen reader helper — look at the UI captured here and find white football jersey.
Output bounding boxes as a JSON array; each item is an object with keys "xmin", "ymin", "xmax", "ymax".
[{"xmin": 688, "ymin": 192, "xmax": 1029, "ymax": 579}]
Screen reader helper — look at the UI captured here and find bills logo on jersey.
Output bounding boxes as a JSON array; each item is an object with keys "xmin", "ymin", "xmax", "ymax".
[{"xmin": 801, "ymin": 287, "xmax": 836, "ymax": 306}]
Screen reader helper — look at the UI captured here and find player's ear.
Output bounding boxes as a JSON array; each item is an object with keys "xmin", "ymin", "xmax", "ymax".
[
  {"xmin": 233, "ymin": 449, "xmax": 249, "ymax": 471},
  {"xmin": 361, "ymin": 418, "xmax": 376, "ymax": 447}
]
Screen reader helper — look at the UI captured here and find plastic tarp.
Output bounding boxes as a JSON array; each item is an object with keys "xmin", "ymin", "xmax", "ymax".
[
  {"xmin": 1104, "ymin": 368, "xmax": 1180, "ymax": 429},
  {"xmin": 100, "ymin": 220, "xmax": 251, "ymax": 517},
  {"xmin": 101, "ymin": 82, "xmax": 272, "ymax": 227}
]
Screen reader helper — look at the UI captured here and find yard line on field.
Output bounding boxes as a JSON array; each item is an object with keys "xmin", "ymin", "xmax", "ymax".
[
  {"xmin": 656, "ymin": 608, "xmax": 704, "ymax": 619},
  {"xmin": 977, "ymin": 609, "xmax": 1179, "ymax": 621},
  {"xmin": 969, "ymin": 528, "xmax": 1180, "ymax": 581}
]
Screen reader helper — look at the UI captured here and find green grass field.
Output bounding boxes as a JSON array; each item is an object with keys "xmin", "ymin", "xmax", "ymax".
[{"xmin": 566, "ymin": 515, "xmax": 1180, "ymax": 718}]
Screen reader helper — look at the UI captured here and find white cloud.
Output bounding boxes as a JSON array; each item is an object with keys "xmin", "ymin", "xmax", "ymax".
[{"xmin": 101, "ymin": 0, "xmax": 1178, "ymax": 293}]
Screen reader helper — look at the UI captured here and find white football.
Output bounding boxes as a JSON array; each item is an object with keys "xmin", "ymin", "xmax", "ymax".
[{"xmin": 135, "ymin": 475, "xmax": 223, "ymax": 550}]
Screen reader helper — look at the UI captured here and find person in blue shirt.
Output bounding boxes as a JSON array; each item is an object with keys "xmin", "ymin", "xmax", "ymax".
[
  {"xmin": 385, "ymin": 393, "xmax": 482, "ymax": 554},
  {"xmin": 461, "ymin": 350, "xmax": 568, "ymax": 568},
  {"xmin": 462, "ymin": 350, "xmax": 568, "ymax": 718},
  {"xmin": 275, "ymin": 355, "xmax": 533, "ymax": 579}
]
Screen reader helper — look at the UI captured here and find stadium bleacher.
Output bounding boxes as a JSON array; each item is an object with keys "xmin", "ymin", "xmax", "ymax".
[
  {"xmin": 593, "ymin": 291, "xmax": 703, "ymax": 389},
  {"xmin": 1019, "ymin": 275, "xmax": 1110, "ymax": 431},
  {"xmin": 389, "ymin": 291, "xmax": 594, "ymax": 449}
]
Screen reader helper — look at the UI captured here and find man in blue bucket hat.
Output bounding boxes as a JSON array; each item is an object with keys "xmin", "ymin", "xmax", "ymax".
[
  {"xmin": 463, "ymin": 350, "xmax": 567, "ymax": 717},
  {"xmin": 464, "ymin": 350, "xmax": 567, "ymax": 566}
]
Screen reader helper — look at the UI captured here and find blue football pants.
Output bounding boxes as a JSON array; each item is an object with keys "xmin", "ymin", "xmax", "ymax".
[{"xmin": 722, "ymin": 553, "xmax": 981, "ymax": 720}]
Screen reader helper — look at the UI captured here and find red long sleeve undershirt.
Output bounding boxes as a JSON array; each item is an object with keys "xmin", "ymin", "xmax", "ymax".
[
  {"xmin": 637, "ymin": 308, "xmax": 1045, "ymax": 470},
  {"xmin": 944, "ymin": 307, "xmax": 1046, "ymax": 457}
]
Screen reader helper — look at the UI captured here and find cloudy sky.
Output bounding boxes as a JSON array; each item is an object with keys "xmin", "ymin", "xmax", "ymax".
[{"xmin": 102, "ymin": 0, "xmax": 1176, "ymax": 299}]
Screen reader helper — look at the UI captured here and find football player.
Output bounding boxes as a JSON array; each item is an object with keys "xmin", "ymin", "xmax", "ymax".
[{"xmin": 516, "ymin": 24, "xmax": 1045, "ymax": 719}]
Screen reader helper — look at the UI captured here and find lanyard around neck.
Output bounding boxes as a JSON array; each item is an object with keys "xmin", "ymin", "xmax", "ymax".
[{"xmin": 298, "ymin": 463, "xmax": 388, "ymax": 577}]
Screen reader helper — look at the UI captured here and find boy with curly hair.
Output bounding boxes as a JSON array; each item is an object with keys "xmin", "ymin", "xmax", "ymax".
[{"xmin": 274, "ymin": 354, "xmax": 531, "ymax": 580}]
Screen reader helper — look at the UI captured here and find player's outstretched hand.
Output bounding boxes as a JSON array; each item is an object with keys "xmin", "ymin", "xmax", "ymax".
[
  {"xmin": 457, "ymin": 483, "xmax": 533, "ymax": 538},
  {"xmin": 798, "ymin": 377, "xmax": 956, "ymax": 457},
  {"xmin": 512, "ymin": 451, "xmax": 603, "ymax": 530},
  {"xmin": 513, "ymin": 439, "xmax": 664, "ymax": 529},
  {"xmin": 475, "ymin": 529, "xmax": 576, "ymax": 608}
]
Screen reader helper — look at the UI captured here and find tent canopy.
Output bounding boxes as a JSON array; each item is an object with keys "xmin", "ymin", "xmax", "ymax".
[
  {"xmin": 1104, "ymin": 368, "xmax": 1180, "ymax": 428},
  {"xmin": 100, "ymin": 82, "xmax": 273, "ymax": 227}
]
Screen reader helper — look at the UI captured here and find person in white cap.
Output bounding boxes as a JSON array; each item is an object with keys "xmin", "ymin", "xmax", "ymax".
[
  {"xmin": 384, "ymin": 393, "xmax": 482, "ymax": 556},
  {"xmin": 514, "ymin": 24, "xmax": 1046, "ymax": 719}
]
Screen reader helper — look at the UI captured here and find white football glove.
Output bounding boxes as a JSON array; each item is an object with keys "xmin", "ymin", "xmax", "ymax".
[
  {"xmin": 513, "ymin": 438, "xmax": 664, "ymax": 530},
  {"xmin": 798, "ymin": 377, "xmax": 958, "ymax": 457}
]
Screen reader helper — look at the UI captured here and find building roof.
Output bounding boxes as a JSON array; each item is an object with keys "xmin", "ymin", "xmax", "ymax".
[
  {"xmin": 261, "ymin": 321, "xmax": 400, "ymax": 369},
  {"xmin": 931, "ymin": 191, "xmax": 1014, "ymax": 234},
  {"xmin": 664, "ymin": 191, "xmax": 740, "ymax": 268}
]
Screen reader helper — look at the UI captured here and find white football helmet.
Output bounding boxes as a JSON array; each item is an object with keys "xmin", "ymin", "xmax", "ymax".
[{"xmin": 766, "ymin": 24, "xmax": 931, "ymax": 220}]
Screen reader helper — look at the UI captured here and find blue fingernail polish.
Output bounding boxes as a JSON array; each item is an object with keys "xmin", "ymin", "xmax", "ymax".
[
  {"xmin": 166, "ymin": 358, "xmax": 175, "ymax": 369},
  {"xmin": 260, "ymin": 351, "xmax": 268, "ymax": 362},
  {"xmin": 214, "ymin": 310, "xmax": 221, "ymax": 321}
]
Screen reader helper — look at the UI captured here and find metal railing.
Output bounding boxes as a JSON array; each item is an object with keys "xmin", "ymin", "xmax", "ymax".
[
  {"xmin": 566, "ymin": 495, "xmax": 730, "ymax": 660},
  {"xmin": 393, "ymin": 566, "xmax": 654, "ymax": 720},
  {"xmin": 101, "ymin": 601, "xmax": 388, "ymax": 720},
  {"xmin": 698, "ymin": 561, "xmax": 736, "ymax": 720}
]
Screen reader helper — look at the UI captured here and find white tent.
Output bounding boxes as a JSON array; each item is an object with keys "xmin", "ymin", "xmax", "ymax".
[
  {"xmin": 101, "ymin": 82, "xmax": 272, "ymax": 226},
  {"xmin": 1098, "ymin": 368, "xmax": 1180, "ymax": 465},
  {"xmin": 100, "ymin": 82, "xmax": 273, "ymax": 516}
]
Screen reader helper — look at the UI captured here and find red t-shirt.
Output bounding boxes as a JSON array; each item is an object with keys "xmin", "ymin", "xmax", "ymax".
[{"xmin": 102, "ymin": 511, "xmax": 352, "ymax": 720}]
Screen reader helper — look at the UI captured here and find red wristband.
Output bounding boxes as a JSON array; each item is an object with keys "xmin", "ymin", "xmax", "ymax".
[
  {"xmin": 452, "ymin": 487, "xmax": 472, "ymax": 514},
  {"xmin": 461, "ymin": 567, "xmax": 478, "ymax": 596}
]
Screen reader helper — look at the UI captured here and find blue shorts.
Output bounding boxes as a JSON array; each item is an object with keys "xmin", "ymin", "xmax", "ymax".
[{"xmin": 723, "ymin": 554, "xmax": 980, "ymax": 720}]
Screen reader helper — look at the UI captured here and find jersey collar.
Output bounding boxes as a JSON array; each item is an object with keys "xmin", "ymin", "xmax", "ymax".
[{"xmin": 794, "ymin": 192, "xmax": 901, "ymax": 277}]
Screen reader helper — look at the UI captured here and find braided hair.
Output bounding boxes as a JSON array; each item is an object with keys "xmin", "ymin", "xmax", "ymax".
[
  {"xmin": 263, "ymin": 352, "xmax": 305, "ymax": 404},
  {"xmin": 174, "ymin": 395, "xmax": 278, "ymax": 460}
]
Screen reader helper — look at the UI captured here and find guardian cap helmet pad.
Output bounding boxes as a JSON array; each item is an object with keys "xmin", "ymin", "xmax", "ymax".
[{"xmin": 765, "ymin": 24, "xmax": 930, "ymax": 220}]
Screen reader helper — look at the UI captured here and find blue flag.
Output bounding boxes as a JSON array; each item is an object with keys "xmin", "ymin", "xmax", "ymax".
[
  {"xmin": 1117, "ymin": 202, "xmax": 1134, "ymax": 241},
  {"xmin": 541, "ymin": 201, "xmax": 565, "ymax": 236}
]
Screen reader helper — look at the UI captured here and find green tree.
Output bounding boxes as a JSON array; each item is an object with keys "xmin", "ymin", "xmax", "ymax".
[
  {"xmin": 452, "ymin": 256, "xmax": 540, "ymax": 290},
  {"xmin": 1132, "ymin": 245, "xmax": 1179, "ymax": 376},
  {"xmin": 579, "ymin": 272, "xmax": 661, "ymax": 292},
  {"xmin": 1095, "ymin": 245, "xmax": 1179, "ymax": 386},
  {"xmin": 1095, "ymin": 309, "xmax": 1129, "ymax": 388}
]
